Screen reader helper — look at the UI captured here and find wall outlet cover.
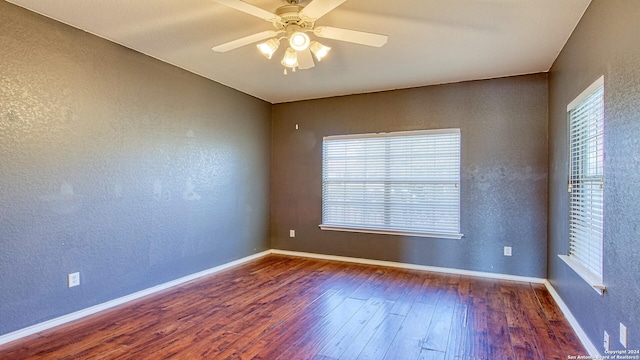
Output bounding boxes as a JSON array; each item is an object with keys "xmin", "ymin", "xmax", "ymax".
[
  {"xmin": 504, "ymin": 246, "xmax": 512, "ymax": 256},
  {"xmin": 68, "ymin": 272, "xmax": 80, "ymax": 288},
  {"xmin": 289, "ymin": 230, "xmax": 295, "ymax": 238},
  {"xmin": 620, "ymin": 323, "xmax": 628, "ymax": 348}
]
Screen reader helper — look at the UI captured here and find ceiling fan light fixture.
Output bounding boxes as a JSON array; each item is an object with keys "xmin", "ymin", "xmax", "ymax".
[
  {"xmin": 289, "ymin": 31, "xmax": 310, "ymax": 51},
  {"xmin": 281, "ymin": 47, "xmax": 299, "ymax": 68},
  {"xmin": 309, "ymin": 40, "xmax": 331, "ymax": 61},
  {"xmin": 256, "ymin": 38, "xmax": 280, "ymax": 59}
]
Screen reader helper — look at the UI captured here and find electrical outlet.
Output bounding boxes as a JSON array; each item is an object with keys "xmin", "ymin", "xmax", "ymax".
[
  {"xmin": 620, "ymin": 323, "xmax": 628, "ymax": 348},
  {"xmin": 504, "ymin": 246, "xmax": 512, "ymax": 256},
  {"xmin": 604, "ymin": 331, "xmax": 610, "ymax": 352},
  {"xmin": 68, "ymin": 272, "xmax": 80, "ymax": 288},
  {"xmin": 289, "ymin": 229, "xmax": 295, "ymax": 238}
]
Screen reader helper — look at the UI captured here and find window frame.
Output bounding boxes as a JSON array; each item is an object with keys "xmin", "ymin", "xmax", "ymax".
[
  {"xmin": 558, "ymin": 76, "xmax": 606, "ymax": 295},
  {"xmin": 319, "ymin": 128, "xmax": 463, "ymax": 240}
]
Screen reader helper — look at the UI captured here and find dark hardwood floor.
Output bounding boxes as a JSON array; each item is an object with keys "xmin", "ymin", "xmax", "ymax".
[{"xmin": 0, "ymin": 255, "xmax": 587, "ymax": 359}]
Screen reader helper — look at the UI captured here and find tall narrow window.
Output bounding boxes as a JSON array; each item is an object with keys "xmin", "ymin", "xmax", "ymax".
[
  {"xmin": 320, "ymin": 128, "xmax": 462, "ymax": 239},
  {"xmin": 560, "ymin": 76, "xmax": 605, "ymax": 294}
]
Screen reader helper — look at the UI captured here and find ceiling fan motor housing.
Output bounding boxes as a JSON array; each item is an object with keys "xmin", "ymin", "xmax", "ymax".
[{"xmin": 275, "ymin": 4, "xmax": 313, "ymax": 30}]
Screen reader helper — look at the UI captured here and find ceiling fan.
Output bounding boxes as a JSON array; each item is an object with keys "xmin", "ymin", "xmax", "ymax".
[{"xmin": 211, "ymin": 0, "xmax": 388, "ymax": 74}]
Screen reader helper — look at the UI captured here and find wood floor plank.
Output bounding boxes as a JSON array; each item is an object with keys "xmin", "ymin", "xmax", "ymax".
[
  {"xmin": 355, "ymin": 313, "xmax": 404, "ymax": 360},
  {"xmin": 250, "ymin": 264, "xmax": 375, "ymax": 359},
  {"xmin": 383, "ymin": 301, "xmax": 437, "ymax": 360},
  {"xmin": 513, "ymin": 283, "xmax": 569, "ymax": 360},
  {"xmin": 485, "ymin": 281, "xmax": 516, "ymax": 360},
  {"xmin": 444, "ymin": 302, "xmax": 468, "ymax": 360},
  {"xmin": 531, "ymin": 283, "xmax": 564, "ymax": 322},
  {"xmin": 500, "ymin": 283, "xmax": 540, "ymax": 360},
  {"xmin": 250, "ymin": 290, "xmax": 347, "ymax": 360},
  {"xmin": 414, "ymin": 272, "xmax": 446, "ymax": 304},
  {"xmin": 462, "ymin": 297, "xmax": 489, "ymax": 359},
  {"xmin": 531, "ymin": 283, "xmax": 586, "ymax": 357},
  {"xmin": 171, "ymin": 278, "xmax": 325, "ymax": 357},
  {"xmin": 0, "ymin": 255, "xmax": 588, "ymax": 360},
  {"xmin": 530, "ymin": 325, "xmax": 567, "ymax": 360},
  {"xmin": 241, "ymin": 290, "xmax": 344, "ymax": 359},
  {"xmin": 276, "ymin": 297, "xmax": 367, "ymax": 360},
  {"xmin": 387, "ymin": 270, "xmax": 429, "ymax": 316},
  {"xmin": 461, "ymin": 277, "xmax": 492, "ymax": 359},
  {"xmin": 348, "ymin": 268, "xmax": 391, "ymax": 301},
  {"xmin": 486, "ymin": 307, "xmax": 515, "ymax": 360},
  {"xmin": 338, "ymin": 300, "xmax": 395, "ymax": 360},
  {"xmin": 422, "ymin": 298, "xmax": 455, "ymax": 352},
  {"xmin": 317, "ymin": 297, "xmax": 384, "ymax": 359},
  {"xmin": 423, "ymin": 291, "xmax": 456, "ymax": 352},
  {"xmin": 418, "ymin": 348, "xmax": 446, "ymax": 360}
]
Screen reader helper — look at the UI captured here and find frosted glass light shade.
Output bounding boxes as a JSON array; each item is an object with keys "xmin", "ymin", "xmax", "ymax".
[
  {"xmin": 257, "ymin": 38, "xmax": 280, "ymax": 59},
  {"xmin": 289, "ymin": 32, "xmax": 310, "ymax": 51},
  {"xmin": 281, "ymin": 47, "xmax": 299, "ymax": 68},
  {"xmin": 310, "ymin": 41, "xmax": 331, "ymax": 61}
]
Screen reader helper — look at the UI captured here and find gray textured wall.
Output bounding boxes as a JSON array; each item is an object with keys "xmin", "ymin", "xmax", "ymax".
[
  {"xmin": 548, "ymin": 0, "xmax": 640, "ymax": 353},
  {"xmin": 0, "ymin": 2, "xmax": 271, "ymax": 335},
  {"xmin": 271, "ymin": 74, "xmax": 549, "ymax": 278}
]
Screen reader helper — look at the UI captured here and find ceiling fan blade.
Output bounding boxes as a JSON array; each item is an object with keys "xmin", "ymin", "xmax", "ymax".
[
  {"xmin": 297, "ymin": 48, "xmax": 315, "ymax": 70},
  {"xmin": 299, "ymin": 0, "xmax": 347, "ymax": 21},
  {"xmin": 213, "ymin": 0, "xmax": 282, "ymax": 22},
  {"xmin": 314, "ymin": 26, "xmax": 388, "ymax": 47},
  {"xmin": 212, "ymin": 30, "xmax": 278, "ymax": 52}
]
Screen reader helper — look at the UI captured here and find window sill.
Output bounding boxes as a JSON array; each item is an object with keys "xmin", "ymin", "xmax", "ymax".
[
  {"xmin": 319, "ymin": 225, "xmax": 463, "ymax": 240},
  {"xmin": 558, "ymin": 255, "xmax": 605, "ymax": 295}
]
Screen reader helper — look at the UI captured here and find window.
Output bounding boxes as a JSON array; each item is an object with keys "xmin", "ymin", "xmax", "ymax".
[
  {"xmin": 320, "ymin": 128, "xmax": 462, "ymax": 239},
  {"xmin": 559, "ymin": 76, "xmax": 605, "ymax": 294}
]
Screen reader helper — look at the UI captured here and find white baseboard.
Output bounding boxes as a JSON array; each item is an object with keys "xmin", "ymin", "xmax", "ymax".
[
  {"xmin": 0, "ymin": 250, "xmax": 272, "ymax": 346},
  {"xmin": 544, "ymin": 280, "xmax": 600, "ymax": 356},
  {"xmin": 1, "ymin": 247, "xmax": 595, "ymax": 357},
  {"xmin": 270, "ymin": 249, "xmax": 546, "ymax": 284}
]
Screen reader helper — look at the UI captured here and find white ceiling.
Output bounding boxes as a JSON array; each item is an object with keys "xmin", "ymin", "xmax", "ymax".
[{"xmin": 8, "ymin": 0, "xmax": 591, "ymax": 104}]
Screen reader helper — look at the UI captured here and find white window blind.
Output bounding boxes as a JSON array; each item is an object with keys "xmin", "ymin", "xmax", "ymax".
[
  {"xmin": 567, "ymin": 77, "xmax": 605, "ymax": 285},
  {"xmin": 320, "ymin": 128, "xmax": 462, "ymax": 239}
]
